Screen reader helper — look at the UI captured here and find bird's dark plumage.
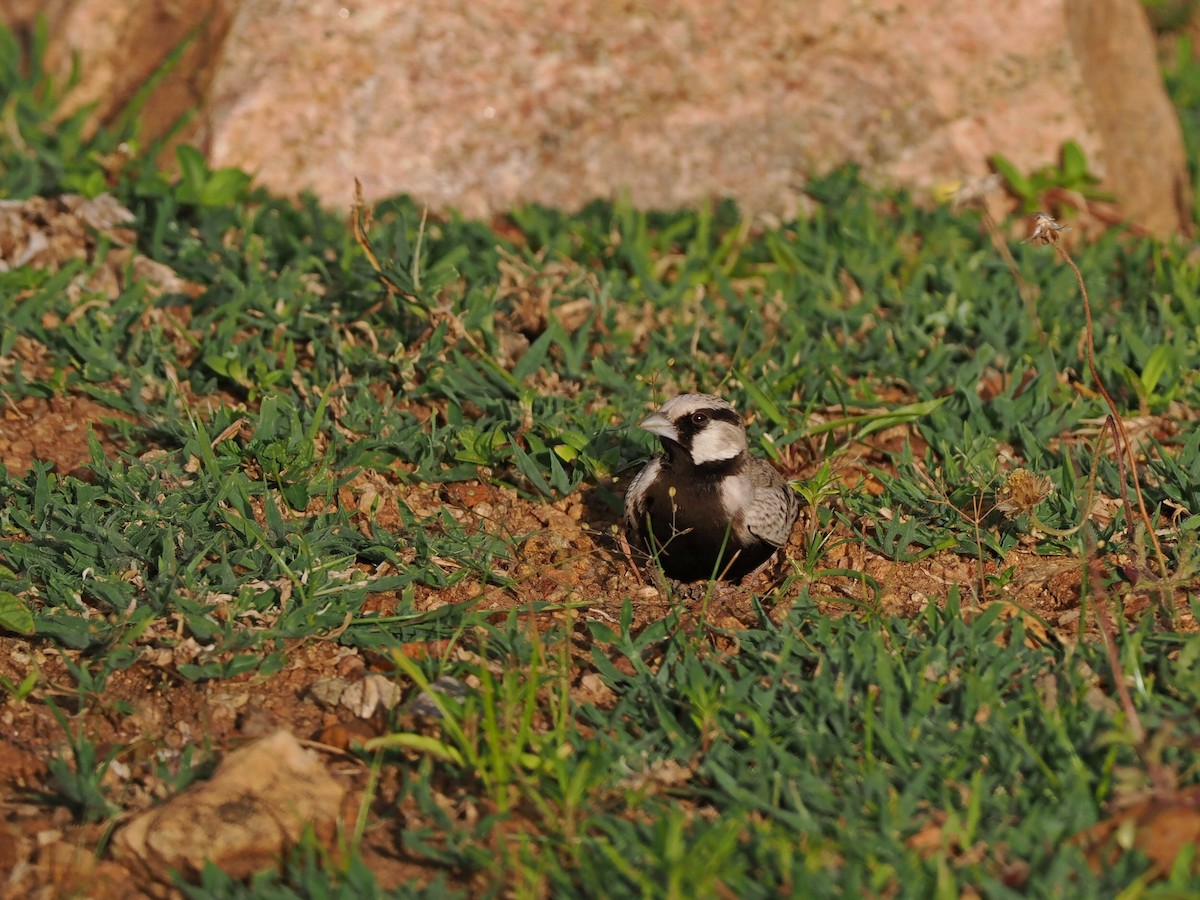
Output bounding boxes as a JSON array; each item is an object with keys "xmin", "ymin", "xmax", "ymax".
[{"xmin": 623, "ymin": 394, "xmax": 799, "ymax": 582}]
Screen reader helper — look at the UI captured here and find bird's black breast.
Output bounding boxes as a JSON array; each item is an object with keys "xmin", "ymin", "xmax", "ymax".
[{"xmin": 631, "ymin": 455, "xmax": 775, "ymax": 582}]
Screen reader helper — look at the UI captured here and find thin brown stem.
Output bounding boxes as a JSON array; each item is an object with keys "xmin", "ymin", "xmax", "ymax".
[
  {"xmin": 1053, "ymin": 245, "xmax": 1171, "ymax": 593},
  {"xmin": 1084, "ymin": 537, "xmax": 1146, "ymax": 745}
]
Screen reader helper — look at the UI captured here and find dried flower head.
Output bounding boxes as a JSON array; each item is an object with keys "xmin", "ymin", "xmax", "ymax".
[
  {"xmin": 994, "ymin": 470, "xmax": 1054, "ymax": 518},
  {"xmin": 1026, "ymin": 212, "xmax": 1071, "ymax": 246}
]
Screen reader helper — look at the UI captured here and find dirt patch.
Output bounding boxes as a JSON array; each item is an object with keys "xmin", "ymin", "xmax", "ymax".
[
  {"xmin": 0, "ymin": 193, "xmax": 205, "ymax": 480},
  {"xmin": 0, "ymin": 393, "xmax": 136, "ymax": 477}
]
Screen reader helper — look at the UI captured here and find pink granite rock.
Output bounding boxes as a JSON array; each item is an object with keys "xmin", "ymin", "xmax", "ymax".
[{"xmin": 5, "ymin": 0, "xmax": 1192, "ymax": 236}]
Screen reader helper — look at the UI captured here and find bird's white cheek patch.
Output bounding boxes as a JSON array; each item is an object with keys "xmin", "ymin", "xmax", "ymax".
[{"xmin": 689, "ymin": 423, "xmax": 745, "ymax": 465}]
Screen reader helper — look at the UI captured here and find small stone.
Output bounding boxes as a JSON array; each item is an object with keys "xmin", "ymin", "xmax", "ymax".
[{"xmin": 408, "ymin": 676, "xmax": 470, "ymax": 719}]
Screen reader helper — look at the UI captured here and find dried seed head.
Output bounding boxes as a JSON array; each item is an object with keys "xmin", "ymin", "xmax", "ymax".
[
  {"xmin": 994, "ymin": 470, "xmax": 1054, "ymax": 518},
  {"xmin": 1026, "ymin": 212, "xmax": 1071, "ymax": 246}
]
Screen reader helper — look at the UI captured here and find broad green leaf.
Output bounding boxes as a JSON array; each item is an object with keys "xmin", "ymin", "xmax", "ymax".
[
  {"xmin": 1141, "ymin": 344, "xmax": 1174, "ymax": 396},
  {"xmin": 0, "ymin": 591, "xmax": 34, "ymax": 635},
  {"xmin": 365, "ymin": 732, "xmax": 465, "ymax": 765}
]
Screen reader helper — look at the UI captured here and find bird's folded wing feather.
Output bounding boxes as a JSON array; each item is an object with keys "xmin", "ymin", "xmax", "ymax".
[
  {"xmin": 623, "ymin": 457, "xmax": 662, "ymax": 525},
  {"xmin": 743, "ymin": 460, "xmax": 799, "ymax": 547}
]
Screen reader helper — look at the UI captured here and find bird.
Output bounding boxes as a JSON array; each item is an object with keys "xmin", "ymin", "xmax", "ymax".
[{"xmin": 622, "ymin": 393, "xmax": 800, "ymax": 583}]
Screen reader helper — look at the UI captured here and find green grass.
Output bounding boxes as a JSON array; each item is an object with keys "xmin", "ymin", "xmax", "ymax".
[{"xmin": 3, "ymin": 20, "xmax": 1200, "ymax": 898}]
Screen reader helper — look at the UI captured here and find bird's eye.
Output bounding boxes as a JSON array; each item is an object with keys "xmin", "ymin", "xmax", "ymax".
[{"xmin": 691, "ymin": 412, "xmax": 709, "ymax": 425}]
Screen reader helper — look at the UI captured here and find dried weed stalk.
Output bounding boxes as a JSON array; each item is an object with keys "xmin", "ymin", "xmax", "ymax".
[
  {"xmin": 1026, "ymin": 212, "xmax": 1176, "ymax": 751},
  {"xmin": 1026, "ymin": 212, "xmax": 1169, "ymax": 585}
]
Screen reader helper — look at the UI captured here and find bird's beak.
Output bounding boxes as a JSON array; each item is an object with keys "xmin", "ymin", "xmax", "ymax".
[{"xmin": 638, "ymin": 412, "xmax": 678, "ymax": 443}]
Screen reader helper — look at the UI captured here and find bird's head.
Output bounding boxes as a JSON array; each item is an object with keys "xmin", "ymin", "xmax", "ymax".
[{"xmin": 638, "ymin": 393, "xmax": 748, "ymax": 466}]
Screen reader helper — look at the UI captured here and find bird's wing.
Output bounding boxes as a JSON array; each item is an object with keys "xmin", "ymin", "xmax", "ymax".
[
  {"xmin": 622, "ymin": 456, "xmax": 662, "ymax": 534},
  {"xmin": 742, "ymin": 458, "xmax": 800, "ymax": 548}
]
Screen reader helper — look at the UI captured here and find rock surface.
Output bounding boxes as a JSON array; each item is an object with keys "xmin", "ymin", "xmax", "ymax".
[
  {"xmin": 4, "ymin": 0, "xmax": 1192, "ymax": 235},
  {"xmin": 113, "ymin": 729, "xmax": 346, "ymax": 881}
]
